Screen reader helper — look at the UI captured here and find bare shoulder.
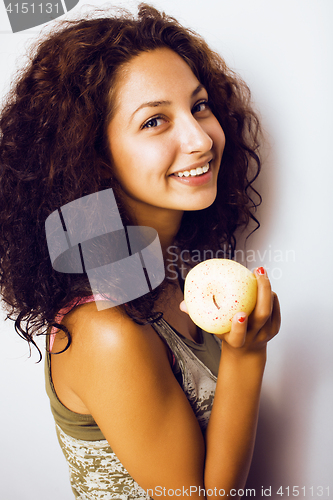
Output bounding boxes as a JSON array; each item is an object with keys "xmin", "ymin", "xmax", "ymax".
[
  {"xmin": 73, "ymin": 302, "xmax": 172, "ymax": 366},
  {"xmin": 52, "ymin": 302, "xmax": 171, "ymax": 390},
  {"xmin": 51, "ymin": 302, "xmax": 172, "ymax": 413}
]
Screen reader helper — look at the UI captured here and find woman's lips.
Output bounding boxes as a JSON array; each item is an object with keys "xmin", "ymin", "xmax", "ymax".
[
  {"xmin": 173, "ymin": 163, "xmax": 210, "ymax": 178},
  {"xmin": 170, "ymin": 163, "xmax": 213, "ymax": 186}
]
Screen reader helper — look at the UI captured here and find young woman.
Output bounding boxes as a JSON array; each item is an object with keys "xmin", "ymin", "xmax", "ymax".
[{"xmin": 0, "ymin": 4, "xmax": 280, "ymax": 499}]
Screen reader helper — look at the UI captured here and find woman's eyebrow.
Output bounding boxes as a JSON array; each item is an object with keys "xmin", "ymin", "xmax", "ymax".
[
  {"xmin": 131, "ymin": 100, "xmax": 172, "ymax": 120},
  {"xmin": 130, "ymin": 84, "xmax": 206, "ymax": 120},
  {"xmin": 192, "ymin": 83, "xmax": 205, "ymax": 97}
]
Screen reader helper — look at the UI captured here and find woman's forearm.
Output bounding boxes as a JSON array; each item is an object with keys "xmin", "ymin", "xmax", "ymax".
[{"xmin": 204, "ymin": 344, "xmax": 267, "ymax": 498}]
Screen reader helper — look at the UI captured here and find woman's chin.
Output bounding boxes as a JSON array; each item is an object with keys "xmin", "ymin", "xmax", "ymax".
[{"xmin": 180, "ymin": 190, "xmax": 217, "ymax": 212}]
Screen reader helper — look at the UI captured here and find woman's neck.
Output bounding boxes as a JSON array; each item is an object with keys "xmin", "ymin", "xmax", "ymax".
[{"xmin": 125, "ymin": 199, "xmax": 184, "ymax": 256}]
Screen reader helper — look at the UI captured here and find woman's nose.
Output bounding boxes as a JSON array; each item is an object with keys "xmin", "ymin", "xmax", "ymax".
[{"xmin": 178, "ymin": 115, "xmax": 213, "ymax": 154}]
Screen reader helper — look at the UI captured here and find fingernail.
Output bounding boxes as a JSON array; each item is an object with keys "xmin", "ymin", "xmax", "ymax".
[
  {"xmin": 256, "ymin": 267, "xmax": 266, "ymax": 275},
  {"xmin": 237, "ymin": 314, "xmax": 247, "ymax": 323}
]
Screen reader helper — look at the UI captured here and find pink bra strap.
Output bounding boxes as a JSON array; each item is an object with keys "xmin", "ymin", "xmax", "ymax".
[{"xmin": 49, "ymin": 294, "xmax": 106, "ymax": 351}]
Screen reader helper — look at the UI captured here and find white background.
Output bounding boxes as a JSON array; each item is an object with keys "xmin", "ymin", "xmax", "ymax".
[{"xmin": 1, "ymin": 1, "xmax": 332, "ymax": 498}]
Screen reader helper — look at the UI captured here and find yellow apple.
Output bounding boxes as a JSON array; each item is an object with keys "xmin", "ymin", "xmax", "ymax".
[{"xmin": 184, "ymin": 259, "xmax": 257, "ymax": 334}]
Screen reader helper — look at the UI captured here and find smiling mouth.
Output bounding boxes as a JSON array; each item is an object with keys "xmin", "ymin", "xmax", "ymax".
[{"xmin": 173, "ymin": 163, "xmax": 210, "ymax": 178}]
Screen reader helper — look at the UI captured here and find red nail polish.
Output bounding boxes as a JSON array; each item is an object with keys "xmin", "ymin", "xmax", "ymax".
[
  {"xmin": 238, "ymin": 315, "xmax": 246, "ymax": 323},
  {"xmin": 256, "ymin": 267, "xmax": 266, "ymax": 275}
]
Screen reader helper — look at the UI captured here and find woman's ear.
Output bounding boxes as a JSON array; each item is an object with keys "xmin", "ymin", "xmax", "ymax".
[{"xmin": 179, "ymin": 300, "xmax": 189, "ymax": 314}]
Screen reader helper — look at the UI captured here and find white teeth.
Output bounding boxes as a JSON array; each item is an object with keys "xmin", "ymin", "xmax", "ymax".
[{"xmin": 175, "ymin": 163, "xmax": 210, "ymax": 177}]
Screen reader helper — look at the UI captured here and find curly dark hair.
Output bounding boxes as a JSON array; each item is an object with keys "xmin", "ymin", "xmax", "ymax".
[{"xmin": 0, "ymin": 3, "xmax": 262, "ymax": 358}]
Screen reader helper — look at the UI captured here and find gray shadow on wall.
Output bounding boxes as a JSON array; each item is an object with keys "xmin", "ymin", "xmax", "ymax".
[
  {"xmin": 242, "ymin": 121, "xmax": 285, "ymax": 493},
  {"xmin": 245, "ymin": 316, "xmax": 322, "ymax": 495},
  {"xmin": 233, "ymin": 116, "xmax": 281, "ymax": 271},
  {"xmin": 245, "ymin": 393, "xmax": 285, "ymax": 493}
]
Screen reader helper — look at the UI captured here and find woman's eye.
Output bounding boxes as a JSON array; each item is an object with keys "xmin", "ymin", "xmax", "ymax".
[
  {"xmin": 193, "ymin": 100, "xmax": 210, "ymax": 113},
  {"xmin": 142, "ymin": 117, "xmax": 165, "ymax": 129}
]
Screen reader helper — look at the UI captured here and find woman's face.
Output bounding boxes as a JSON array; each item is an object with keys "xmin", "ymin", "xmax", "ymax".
[{"xmin": 107, "ymin": 47, "xmax": 225, "ymax": 223}]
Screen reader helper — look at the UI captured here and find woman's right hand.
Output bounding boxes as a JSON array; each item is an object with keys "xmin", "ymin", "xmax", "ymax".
[
  {"xmin": 180, "ymin": 266, "xmax": 281, "ymax": 353},
  {"xmin": 217, "ymin": 267, "xmax": 281, "ymax": 352}
]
